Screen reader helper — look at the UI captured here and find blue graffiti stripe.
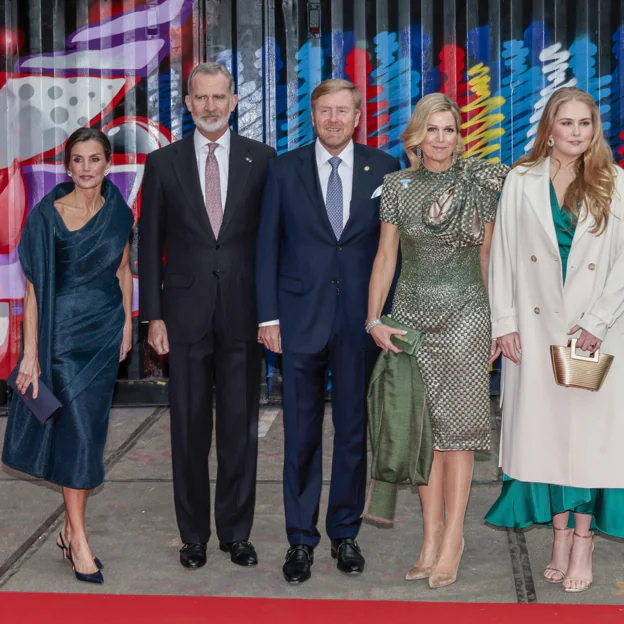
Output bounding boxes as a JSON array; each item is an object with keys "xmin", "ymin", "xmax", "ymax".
[
  {"xmin": 467, "ymin": 26, "xmax": 492, "ymax": 68},
  {"xmin": 569, "ymin": 36, "xmax": 612, "ymax": 134},
  {"xmin": 493, "ymin": 39, "xmax": 541, "ymax": 163},
  {"xmin": 370, "ymin": 30, "xmax": 421, "ymax": 157},
  {"xmin": 607, "ymin": 26, "xmax": 624, "ymax": 152},
  {"xmin": 277, "ymin": 41, "xmax": 324, "ymax": 153}
]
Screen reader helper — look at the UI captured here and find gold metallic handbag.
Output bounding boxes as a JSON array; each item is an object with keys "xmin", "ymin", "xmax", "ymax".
[{"xmin": 550, "ymin": 339, "xmax": 614, "ymax": 392}]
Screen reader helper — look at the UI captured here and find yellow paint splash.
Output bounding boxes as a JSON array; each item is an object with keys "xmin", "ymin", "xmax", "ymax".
[{"xmin": 461, "ymin": 63, "xmax": 505, "ymax": 162}]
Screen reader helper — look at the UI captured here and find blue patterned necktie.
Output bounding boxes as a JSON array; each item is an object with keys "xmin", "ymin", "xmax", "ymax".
[{"xmin": 326, "ymin": 156, "xmax": 343, "ymax": 239}]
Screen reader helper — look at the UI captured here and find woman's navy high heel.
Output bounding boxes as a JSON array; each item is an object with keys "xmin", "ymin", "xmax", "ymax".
[
  {"xmin": 57, "ymin": 532, "xmax": 104, "ymax": 570},
  {"xmin": 68, "ymin": 544, "xmax": 104, "ymax": 584}
]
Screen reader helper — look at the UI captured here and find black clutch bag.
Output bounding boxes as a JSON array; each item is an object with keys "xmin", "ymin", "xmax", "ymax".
[{"xmin": 7, "ymin": 365, "xmax": 62, "ymax": 425}]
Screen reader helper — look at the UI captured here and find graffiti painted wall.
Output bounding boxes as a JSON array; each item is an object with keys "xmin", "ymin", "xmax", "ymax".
[{"xmin": 0, "ymin": 0, "xmax": 623, "ymax": 385}]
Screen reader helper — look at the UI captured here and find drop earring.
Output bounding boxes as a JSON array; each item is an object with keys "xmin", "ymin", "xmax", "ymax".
[
  {"xmin": 547, "ymin": 136, "xmax": 555, "ymax": 147},
  {"xmin": 104, "ymin": 169, "xmax": 110, "ymax": 177},
  {"xmin": 67, "ymin": 170, "xmax": 73, "ymax": 178},
  {"xmin": 416, "ymin": 145, "xmax": 423, "ymax": 163}
]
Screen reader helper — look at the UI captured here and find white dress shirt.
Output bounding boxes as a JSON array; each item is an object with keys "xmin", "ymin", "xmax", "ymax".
[
  {"xmin": 194, "ymin": 127, "xmax": 230, "ymax": 210},
  {"xmin": 315, "ymin": 138, "xmax": 354, "ymax": 227},
  {"xmin": 259, "ymin": 139, "xmax": 355, "ymax": 328}
]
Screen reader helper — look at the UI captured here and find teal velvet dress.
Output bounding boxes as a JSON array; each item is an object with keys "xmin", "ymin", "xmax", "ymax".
[
  {"xmin": 485, "ymin": 182, "xmax": 624, "ymax": 538},
  {"xmin": 2, "ymin": 181, "xmax": 133, "ymax": 489}
]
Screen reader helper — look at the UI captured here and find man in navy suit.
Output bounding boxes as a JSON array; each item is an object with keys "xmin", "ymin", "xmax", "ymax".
[{"xmin": 256, "ymin": 79, "xmax": 400, "ymax": 584}]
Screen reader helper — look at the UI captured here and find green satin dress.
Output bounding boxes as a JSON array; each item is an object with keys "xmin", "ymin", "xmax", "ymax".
[{"xmin": 485, "ymin": 182, "xmax": 624, "ymax": 538}]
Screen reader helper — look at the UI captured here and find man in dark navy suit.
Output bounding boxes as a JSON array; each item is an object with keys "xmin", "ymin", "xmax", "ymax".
[{"xmin": 256, "ymin": 79, "xmax": 400, "ymax": 584}]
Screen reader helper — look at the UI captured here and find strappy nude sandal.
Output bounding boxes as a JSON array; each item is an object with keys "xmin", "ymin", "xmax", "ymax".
[
  {"xmin": 563, "ymin": 532, "xmax": 594, "ymax": 593},
  {"xmin": 544, "ymin": 526, "xmax": 573, "ymax": 584}
]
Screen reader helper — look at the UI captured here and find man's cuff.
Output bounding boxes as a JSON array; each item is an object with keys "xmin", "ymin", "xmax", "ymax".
[{"xmin": 259, "ymin": 320, "xmax": 280, "ymax": 327}]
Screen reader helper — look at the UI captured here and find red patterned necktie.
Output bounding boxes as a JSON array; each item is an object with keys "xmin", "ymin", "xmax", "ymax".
[{"xmin": 205, "ymin": 142, "xmax": 222, "ymax": 237}]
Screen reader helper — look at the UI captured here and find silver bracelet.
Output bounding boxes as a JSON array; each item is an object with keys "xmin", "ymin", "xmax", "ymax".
[{"xmin": 365, "ymin": 319, "xmax": 383, "ymax": 333}]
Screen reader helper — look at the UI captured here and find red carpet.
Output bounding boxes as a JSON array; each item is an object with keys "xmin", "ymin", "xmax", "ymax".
[{"xmin": 1, "ymin": 594, "xmax": 624, "ymax": 623}]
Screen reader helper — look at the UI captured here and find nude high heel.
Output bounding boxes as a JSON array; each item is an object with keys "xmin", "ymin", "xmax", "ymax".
[
  {"xmin": 405, "ymin": 562, "xmax": 434, "ymax": 581},
  {"xmin": 406, "ymin": 534, "xmax": 443, "ymax": 580},
  {"xmin": 428, "ymin": 538, "xmax": 464, "ymax": 589}
]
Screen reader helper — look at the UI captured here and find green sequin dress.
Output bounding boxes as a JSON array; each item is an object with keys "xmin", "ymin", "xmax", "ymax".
[
  {"xmin": 485, "ymin": 182, "xmax": 624, "ymax": 538},
  {"xmin": 380, "ymin": 156, "xmax": 508, "ymax": 450}
]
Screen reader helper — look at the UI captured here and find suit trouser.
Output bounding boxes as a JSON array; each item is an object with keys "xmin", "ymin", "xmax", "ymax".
[
  {"xmin": 281, "ymin": 314, "xmax": 378, "ymax": 548},
  {"xmin": 167, "ymin": 288, "xmax": 261, "ymax": 544}
]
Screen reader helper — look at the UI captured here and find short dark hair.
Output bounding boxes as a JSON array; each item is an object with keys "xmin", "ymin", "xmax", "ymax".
[{"xmin": 64, "ymin": 128, "xmax": 112, "ymax": 170}]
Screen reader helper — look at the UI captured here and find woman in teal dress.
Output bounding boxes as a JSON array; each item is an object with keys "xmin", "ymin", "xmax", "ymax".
[
  {"xmin": 488, "ymin": 87, "xmax": 624, "ymax": 593},
  {"xmin": 2, "ymin": 128, "xmax": 134, "ymax": 584}
]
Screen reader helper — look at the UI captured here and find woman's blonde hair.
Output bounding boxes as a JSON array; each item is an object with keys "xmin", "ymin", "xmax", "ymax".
[
  {"xmin": 514, "ymin": 87, "xmax": 615, "ymax": 235},
  {"xmin": 401, "ymin": 93, "xmax": 465, "ymax": 170}
]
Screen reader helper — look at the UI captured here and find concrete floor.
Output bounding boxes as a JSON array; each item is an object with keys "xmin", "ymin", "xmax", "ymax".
[{"xmin": 0, "ymin": 403, "xmax": 623, "ymax": 604}]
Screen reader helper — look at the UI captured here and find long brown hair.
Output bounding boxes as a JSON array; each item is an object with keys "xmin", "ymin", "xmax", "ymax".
[
  {"xmin": 514, "ymin": 87, "xmax": 615, "ymax": 235},
  {"xmin": 401, "ymin": 93, "xmax": 465, "ymax": 170}
]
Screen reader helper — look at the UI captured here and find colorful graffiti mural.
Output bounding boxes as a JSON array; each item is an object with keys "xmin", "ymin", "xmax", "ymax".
[{"xmin": 1, "ymin": 0, "xmax": 624, "ymax": 385}]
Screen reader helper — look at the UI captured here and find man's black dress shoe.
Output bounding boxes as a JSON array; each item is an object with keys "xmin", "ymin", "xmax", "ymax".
[
  {"xmin": 283, "ymin": 544, "xmax": 314, "ymax": 584},
  {"xmin": 331, "ymin": 538, "xmax": 365, "ymax": 574},
  {"xmin": 180, "ymin": 543, "xmax": 207, "ymax": 569},
  {"xmin": 219, "ymin": 540, "xmax": 258, "ymax": 566}
]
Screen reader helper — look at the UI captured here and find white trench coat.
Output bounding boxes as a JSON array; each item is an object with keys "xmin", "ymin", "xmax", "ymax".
[{"xmin": 489, "ymin": 157, "xmax": 624, "ymax": 488}]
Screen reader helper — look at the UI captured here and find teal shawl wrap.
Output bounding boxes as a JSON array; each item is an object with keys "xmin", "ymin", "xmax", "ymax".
[{"xmin": 2, "ymin": 180, "xmax": 133, "ymax": 486}]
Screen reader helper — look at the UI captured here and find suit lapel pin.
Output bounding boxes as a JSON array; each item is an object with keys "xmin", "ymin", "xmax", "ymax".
[
  {"xmin": 400, "ymin": 179, "xmax": 411, "ymax": 189},
  {"xmin": 364, "ymin": 165, "xmax": 370, "ymax": 171},
  {"xmin": 245, "ymin": 156, "xmax": 253, "ymax": 163}
]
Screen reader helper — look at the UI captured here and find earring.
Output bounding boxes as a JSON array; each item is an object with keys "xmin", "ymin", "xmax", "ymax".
[
  {"xmin": 67, "ymin": 170, "xmax": 72, "ymax": 177},
  {"xmin": 104, "ymin": 169, "xmax": 110, "ymax": 177},
  {"xmin": 547, "ymin": 136, "xmax": 555, "ymax": 147},
  {"xmin": 416, "ymin": 145, "xmax": 423, "ymax": 163}
]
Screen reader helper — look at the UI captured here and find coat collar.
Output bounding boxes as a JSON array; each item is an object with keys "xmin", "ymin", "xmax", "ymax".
[
  {"xmin": 220, "ymin": 131, "xmax": 252, "ymax": 237},
  {"xmin": 173, "ymin": 134, "xmax": 213, "ymax": 239},
  {"xmin": 341, "ymin": 142, "xmax": 371, "ymax": 242},
  {"xmin": 522, "ymin": 157, "xmax": 558, "ymax": 251},
  {"xmin": 297, "ymin": 144, "xmax": 333, "ymax": 237},
  {"xmin": 522, "ymin": 156, "xmax": 594, "ymax": 251}
]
